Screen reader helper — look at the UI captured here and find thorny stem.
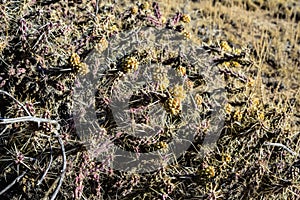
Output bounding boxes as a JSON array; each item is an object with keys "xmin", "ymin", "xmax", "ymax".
[
  {"xmin": 0, "ymin": 90, "xmax": 66, "ymax": 199},
  {"xmin": 153, "ymin": 2, "xmax": 161, "ymax": 20},
  {"xmin": 0, "ymin": 116, "xmax": 60, "ymax": 129},
  {"xmin": 218, "ymin": 67, "xmax": 248, "ymax": 83},
  {"xmin": 147, "ymin": 15, "xmax": 163, "ymax": 27},
  {"xmin": 0, "ymin": 90, "xmax": 32, "ymax": 116}
]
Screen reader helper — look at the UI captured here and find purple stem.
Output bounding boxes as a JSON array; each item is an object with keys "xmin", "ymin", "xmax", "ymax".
[
  {"xmin": 152, "ymin": 2, "xmax": 161, "ymax": 19},
  {"xmin": 173, "ymin": 12, "xmax": 182, "ymax": 25}
]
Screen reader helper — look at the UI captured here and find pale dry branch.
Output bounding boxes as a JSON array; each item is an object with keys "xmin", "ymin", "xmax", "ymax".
[
  {"xmin": 37, "ymin": 139, "xmax": 53, "ymax": 186},
  {"xmin": 263, "ymin": 142, "xmax": 298, "ymax": 156},
  {"xmin": 0, "ymin": 170, "xmax": 27, "ymax": 195},
  {"xmin": 0, "ymin": 116, "xmax": 60, "ymax": 129}
]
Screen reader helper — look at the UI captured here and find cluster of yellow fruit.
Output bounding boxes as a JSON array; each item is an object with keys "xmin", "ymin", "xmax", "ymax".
[
  {"xmin": 176, "ymin": 66, "xmax": 186, "ymax": 76},
  {"xmin": 152, "ymin": 65, "xmax": 170, "ymax": 91},
  {"xmin": 233, "ymin": 107, "xmax": 244, "ymax": 121},
  {"xmin": 156, "ymin": 141, "xmax": 168, "ymax": 150},
  {"xmin": 194, "ymin": 94, "xmax": 203, "ymax": 107},
  {"xmin": 108, "ymin": 25, "xmax": 119, "ymax": 35},
  {"xmin": 223, "ymin": 61, "xmax": 241, "ymax": 68},
  {"xmin": 123, "ymin": 56, "xmax": 139, "ymax": 73},
  {"xmin": 197, "ymin": 165, "xmax": 215, "ymax": 178},
  {"xmin": 131, "ymin": 2, "xmax": 151, "ymax": 14},
  {"xmin": 181, "ymin": 14, "xmax": 191, "ymax": 24},
  {"xmin": 220, "ymin": 40, "xmax": 244, "ymax": 56},
  {"xmin": 164, "ymin": 85, "xmax": 187, "ymax": 116},
  {"xmin": 170, "ymin": 85, "xmax": 186, "ymax": 100},
  {"xmin": 0, "ymin": 41, "xmax": 6, "ymax": 54},
  {"xmin": 164, "ymin": 98, "xmax": 182, "ymax": 116},
  {"xmin": 219, "ymin": 43, "xmax": 248, "ymax": 69},
  {"xmin": 184, "ymin": 78, "xmax": 194, "ymax": 91},
  {"xmin": 225, "ymin": 103, "xmax": 244, "ymax": 121},
  {"xmin": 70, "ymin": 53, "xmax": 89, "ymax": 75},
  {"xmin": 95, "ymin": 37, "xmax": 108, "ymax": 53},
  {"xmin": 250, "ymin": 97, "xmax": 265, "ymax": 121},
  {"xmin": 225, "ymin": 103, "xmax": 233, "ymax": 114},
  {"xmin": 141, "ymin": 2, "xmax": 150, "ymax": 10},
  {"xmin": 222, "ymin": 153, "xmax": 231, "ymax": 163},
  {"xmin": 182, "ymin": 30, "xmax": 191, "ymax": 40},
  {"xmin": 70, "ymin": 52, "xmax": 80, "ymax": 66},
  {"xmin": 130, "ymin": 5, "xmax": 139, "ymax": 14},
  {"xmin": 205, "ymin": 166, "xmax": 215, "ymax": 178},
  {"xmin": 220, "ymin": 40, "xmax": 232, "ymax": 52}
]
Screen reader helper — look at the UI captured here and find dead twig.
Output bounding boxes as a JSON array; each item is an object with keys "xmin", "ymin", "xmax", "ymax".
[
  {"xmin": 50, "ymin": 129, "xmax": 66, "ymax": 200},
  {"xmin": 0, "ymin": 125, "xmax": 9, "ymax": 136},
  {"xmin": 263, "ymin": 142, "xmax": 298, "ymax": 156},
  {"xmin": 37, "ymin": 139, "xmax": 53, "ymax": 186}
]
